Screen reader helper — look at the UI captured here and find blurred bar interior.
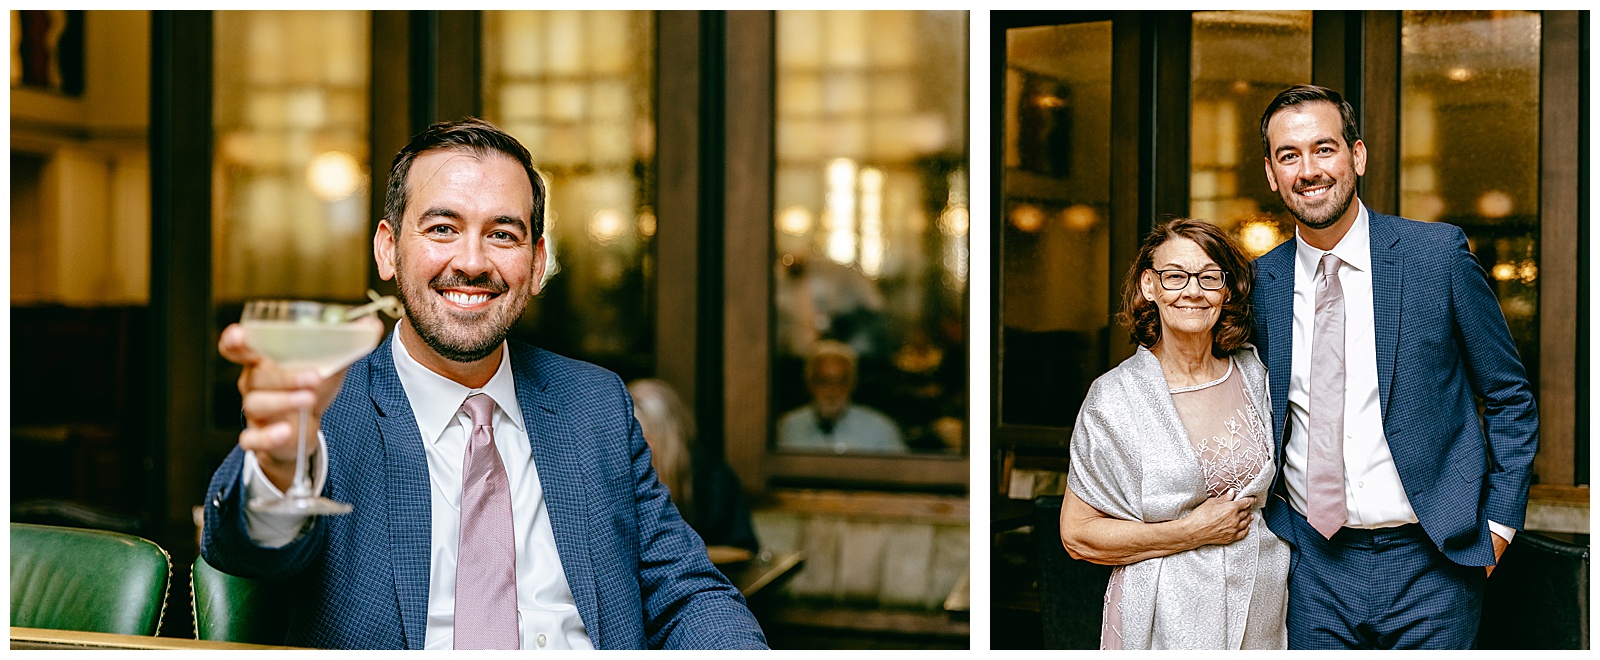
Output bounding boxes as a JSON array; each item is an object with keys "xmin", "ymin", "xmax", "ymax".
[
  {"xmin": 10, "ymin": 10, "xmax": 970, "ymax": 647},
  {"xmin": 992, "ymin": 10, "xmax": 1588, "ymax": 650}
]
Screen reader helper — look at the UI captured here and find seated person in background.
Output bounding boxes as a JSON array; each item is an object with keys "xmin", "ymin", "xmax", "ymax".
[
  {"xmin": 627, "ymin": 379, "xmax": 759, "ymax": 554},
  {"xmin": 776, "ymin": 340, "xmax": 905, "ymax": 454}
]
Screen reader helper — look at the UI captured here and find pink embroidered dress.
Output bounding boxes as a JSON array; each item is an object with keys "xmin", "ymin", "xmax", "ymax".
[{"xmin": 1099, "ymin": 357, "xmax": 1276, "ymax": 649}]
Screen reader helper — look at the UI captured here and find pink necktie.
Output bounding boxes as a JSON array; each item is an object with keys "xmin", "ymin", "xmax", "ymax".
[
  {"xmin": 1307, "ymin": 253, "xmax": 1347, "ymax": 539},
  {"xmin": 454, "ymin": 393, "xmax": 519, "ymax": 649}
]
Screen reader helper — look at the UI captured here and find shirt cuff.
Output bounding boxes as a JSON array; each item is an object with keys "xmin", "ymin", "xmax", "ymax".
[
  {"xmin": 240, "ymin": 431, "xmax": 330, "ymax": 548},
  {"xmin": 1488, "ymin": 519, "xmax": 1516, "ymax": 545}
]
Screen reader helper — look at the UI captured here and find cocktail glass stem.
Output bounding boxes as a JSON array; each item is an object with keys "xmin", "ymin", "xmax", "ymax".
[{"xmin": 286, "ymin": 407, "xmax": 312, "ymax": 499}]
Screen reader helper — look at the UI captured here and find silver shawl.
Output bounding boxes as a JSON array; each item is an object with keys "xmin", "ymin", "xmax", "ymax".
[{"xmin": 1065, "ymin": 345, "xmax": 1289, "ymax": 650}]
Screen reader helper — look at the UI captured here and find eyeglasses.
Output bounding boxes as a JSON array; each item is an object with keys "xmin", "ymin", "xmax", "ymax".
[{"xmin": 1150, "ymin": 269, "xmax": 1228, "ymax": 291}]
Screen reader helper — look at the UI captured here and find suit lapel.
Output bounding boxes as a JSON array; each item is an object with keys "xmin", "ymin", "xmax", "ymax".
[
  {"xmin": 1257, "ymin": 240, "xmax": 1296, "ymax": 453},
  {"xmin": 1369, "ymin": 213, "xmax": 1403, "ymax": 418},
  {"xmin": 511, "ymin": 344, "xmax": 601, "ymax": 646},
  {"xmin": 366, "ymin": 338, "xmax": 434, "ymax": 649}
]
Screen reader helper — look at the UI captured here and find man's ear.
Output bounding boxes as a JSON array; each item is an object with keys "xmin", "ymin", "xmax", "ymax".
[
  {"xmin": 375, "ymin": 219, "xmax": 397, "ymax": 281},
  {"xmin": 530, "ymin": 237, "xmax": 549, "ymax": 294},
  {"xmin": 1263, "ymin": 157, "xmax": 1279, "ymax": 193},
  {"xmin": 1351, "ymin": 139, "xmax": 1367, "ymax": 177}
]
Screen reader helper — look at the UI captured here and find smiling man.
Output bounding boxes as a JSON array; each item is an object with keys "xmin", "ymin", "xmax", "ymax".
[
  {"xmin": 1249, "ymin": 85, "xmax": 1538, "ymax": 649},
  {"xmin": 201, "ymin": 118, "xmax": 768, "ymax": 650}
]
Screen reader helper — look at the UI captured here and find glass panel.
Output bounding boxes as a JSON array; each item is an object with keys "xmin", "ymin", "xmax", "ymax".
[
  {"xmin": 999, "ymin": 21, "xmax": 1112, "ymax": 429},
  {"xmin": 1400, "ymin": 10, "xmax": 1541, "ymax": 386},
  {"xmin": 482, "ymin": 10, "xmax": 656, "ymax": 380},
  {"xmin": 212, "ymin": 10, "xmax": 372, "ymax": 426},
  {"xmin": 773, "ymin": 10, "xmax": 968, "ymax": 455},
  {"xmin": 1190, "ymin": 10, "xmax": 1312, "ymax": 258}
]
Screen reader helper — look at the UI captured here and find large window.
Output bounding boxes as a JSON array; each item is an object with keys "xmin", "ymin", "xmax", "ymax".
[
  {"xmin": 999, "ymin": 20, "xmax": 1113, "ymax": 430},
  {"xmin": 482, "ymin": 10, "xmax": 657, "ymax": 380},
  {"xmin": 1189, "ymin": 10, "xmax": 1311, "ymax": 258},
  {"xmin": 211, "ymin": 10, "xmax": 372, "ymax": 426},
  {"xmin": 1399, "ymin": 10, "xmax": 1542, "ymax": 388},
  {"xmin": 212, "ymin": 11, "xmax": 372, "ymax": 303},
  {"xmin": 770, "ymin": 10, "xmax": 969, "ymax": 457}
]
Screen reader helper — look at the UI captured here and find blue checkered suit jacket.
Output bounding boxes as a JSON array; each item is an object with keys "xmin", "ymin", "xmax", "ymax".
[
  {"xmin": 201, "ymin": 336, "xmax": 768, "ymax": 649},
  {"xmin": 1251, "ymin": 210, "xmax": 1538, "ymax": 567}
]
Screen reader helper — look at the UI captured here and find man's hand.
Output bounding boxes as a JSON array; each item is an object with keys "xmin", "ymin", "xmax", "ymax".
[
  {"xmin": 1486, "ymin": 530, "xmax": 1510, "ymax": 577},
  {"xmin": 219, "ymin": 323, "xmax": 351, "ymax": 492}
]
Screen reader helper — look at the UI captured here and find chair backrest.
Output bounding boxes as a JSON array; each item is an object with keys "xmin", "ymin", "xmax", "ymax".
[
  {"xmin": 9, "ymin": 522, "xmax": 171, "ymax": 636},
  {"xmin": 1477, "ymin": 531, "xmax": 1591, "ymax": 649},
  {"xmin": 1032, "ymin": 494, "xmax": 1114, "ymax": 650},
  {"xmin": 190, "ymin": 555, "xmax": 290, "ymax": 644}
]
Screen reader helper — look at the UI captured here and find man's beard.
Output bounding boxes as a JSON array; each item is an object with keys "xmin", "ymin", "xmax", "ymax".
[
  {"xmin": 394, "ymin": 253, "xmax": 530, "ymax": 363},
  {"xmin": 1285, "ymin": 171, "xmax": 1357, "ymax": 230}
]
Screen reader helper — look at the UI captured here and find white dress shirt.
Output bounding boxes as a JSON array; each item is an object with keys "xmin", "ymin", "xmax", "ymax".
[
  {"xmin": 1285, "ymin": 203, "xmax": 1511, "ymax": 543},
  {"xmin": 242, "ymin": 326, "xmax": 594, "ymax": 649}
]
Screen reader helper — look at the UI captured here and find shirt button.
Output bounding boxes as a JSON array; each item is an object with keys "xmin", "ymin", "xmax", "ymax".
[
  {"xmin": 1358, "ymin": 481, "xmax": 1364, "ymax": 488},
  {"xmin": 537, "ymin": 634, "xmax": 547, "ymax": 647}
]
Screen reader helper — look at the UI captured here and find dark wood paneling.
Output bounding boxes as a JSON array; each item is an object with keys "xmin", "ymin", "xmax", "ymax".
[
  {"xmin": 1149, "ymin": 11, "xmax": 1191, "ymax": 224},
  {"xmin": 1359, "ymin": 11, "xmax": 1399, "ymax": 214},
  {"xmin": 1312, "ymin": 10, "xmax": 1363, "ymax": 106},
  {"xmin": 1536, "ymin": 10, "xmax": 1581, "ymax": 486},
  {"xmin": 767, "ymin": 454, "xmax": 968, "ymax": 492},
  {"xmin": 368, "ymin": 10, "xmax": 412, "ymax": 297},
  {"xmin": 149, "ymin": 10, "xmax": 215, "ymax": 550},
  {"xmin": 724, "ymin": 10, "xmax": 773, "ymax": 494},
  {"xmin": 432, "ymin": 11, "xmax": 481, "ymax": 122},
  {"xmin": 1107, "ymin": 12, "xmax": 1146, "ymax": 367},
  {"xmin": 656, "ymin": 11, "xmax": 705, "ymax": 422}
]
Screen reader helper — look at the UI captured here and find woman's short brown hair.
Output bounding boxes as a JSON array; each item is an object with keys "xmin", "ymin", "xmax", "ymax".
[{"xmin": 1115, "ymin": 218, "xmax": 1255, "ymax": 358}]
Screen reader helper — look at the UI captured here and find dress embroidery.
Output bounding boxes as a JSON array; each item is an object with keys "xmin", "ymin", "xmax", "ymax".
[{"xmin": 1170, "ymin": 359, "xmax": 1271, "ymax": 498}]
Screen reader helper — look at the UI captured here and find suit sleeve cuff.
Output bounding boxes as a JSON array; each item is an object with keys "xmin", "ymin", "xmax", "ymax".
[
  {"xmin": 241, "ymin": 431, "xmax": 329, "ymax": 548},
  {"xmin": 1488, "ymin": 519, "xmax": 1516, "ymax": 544}
]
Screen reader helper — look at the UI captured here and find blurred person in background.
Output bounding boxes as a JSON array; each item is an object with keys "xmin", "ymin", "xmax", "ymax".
[
  {"xmin": 628, "ymin": 379, "xmax": 758, "ymax": 554},
  {"xmin": 776, "ymin": 340, "xmax": 905, "ymax": 454}
]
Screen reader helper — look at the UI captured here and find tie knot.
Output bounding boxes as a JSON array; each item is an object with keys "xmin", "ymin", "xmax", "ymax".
[
  {"xmin": 1319, "ymin": 253, "xmax": 1341, "ymax": 278},
  {"xmin": 462, "ymin": 393, "xmax": 496, "ymax": 427}
]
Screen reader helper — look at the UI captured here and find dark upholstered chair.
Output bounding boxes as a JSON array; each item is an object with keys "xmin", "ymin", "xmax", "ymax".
[
  {"xmin": 1476, "ymin": 531, "xmax": 1590, "ymax": 650},
  {"xmin": 9, "ymin": 522, "xmax": 171, "ymax": 636},
  {"xmin": 190, "ymin": 555, "xmax": 290, "ymax": 644},
  {"xmin": 1033, "ymin": 494, "xmax": 1114, "ymax": 649}
]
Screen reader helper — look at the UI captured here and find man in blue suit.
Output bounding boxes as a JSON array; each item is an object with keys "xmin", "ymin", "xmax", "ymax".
[
  {"xmin": 1250, "ymin": 85, "xmax": 1537, "ymax": 649},
  {"xmin": 202, "ymin": 118, "xmax": 768, "ymax": 650}
]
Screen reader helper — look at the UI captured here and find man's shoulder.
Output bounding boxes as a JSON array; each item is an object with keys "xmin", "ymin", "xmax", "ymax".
[
  {"xmin": 506, "ymin": 340, "xmax": 626, "ymax": 395},
  {"xmin": 1252, "ymin": 237, "xmax": 1297, "ymax": 278},
  {"xmin": 1370, "ymin": 210, "xmax": 1465, "ymax": 245}
]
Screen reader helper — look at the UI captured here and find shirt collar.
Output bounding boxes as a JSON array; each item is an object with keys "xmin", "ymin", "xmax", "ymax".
[
  {"xmin": 389, "ymin": 321, "xmax": 525, "ymax": 445},
  {"xmin": 1294, "ymin": 200, "xmax": 1372, "ymax": 280}
]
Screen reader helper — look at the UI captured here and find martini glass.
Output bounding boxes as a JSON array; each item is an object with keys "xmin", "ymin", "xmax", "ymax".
[{"xmin": 240, "ymin": 299, "xmax": 385, "ymax": 515}]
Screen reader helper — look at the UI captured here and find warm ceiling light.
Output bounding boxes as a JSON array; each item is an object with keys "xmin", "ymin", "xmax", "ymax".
[
  {"xmin": 1476, "ymin": 190, "xmax": 1514, "ymax": 218},
  {"xmin": 306, "ymin": 151, "xmax": 363, "ymax": 202},
  {"xmin": 1010, "ymin": 204, "xmax": 1044, "ymax": 233},
  {"xmin": 778, "ymin": 205, "xmax": 813, "ymax": 236},
  {"xmin": 1061, "ymin": 204, "xmax": 1098, "ymax": 232},
  {"xmin": 587, "ymin": 208, "xmax": 627, "ymax": 244}
]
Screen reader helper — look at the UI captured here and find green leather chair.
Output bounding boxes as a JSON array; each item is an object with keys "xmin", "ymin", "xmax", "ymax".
[
  {"xmin": 190, "ymin": 555, "xmax": 289, "ymax": 644},
  {"xmin": 9, "ymin": 522, "xmax": 171, "ymax": 636}
]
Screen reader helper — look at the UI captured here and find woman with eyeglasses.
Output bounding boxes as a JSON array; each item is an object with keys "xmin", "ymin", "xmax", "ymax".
[{"xmin": 1059, "ymin": 218, "xmax": 1288, "ymax": 649}]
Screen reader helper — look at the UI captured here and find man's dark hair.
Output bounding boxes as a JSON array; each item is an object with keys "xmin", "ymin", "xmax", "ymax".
[
  {"xmin": 1258, "ymin": 84, "xmax": 1362, "ymax": 158},
  {"xmin": 383, "ymin": 117, "xmax": 546, "ymax": 240}
]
